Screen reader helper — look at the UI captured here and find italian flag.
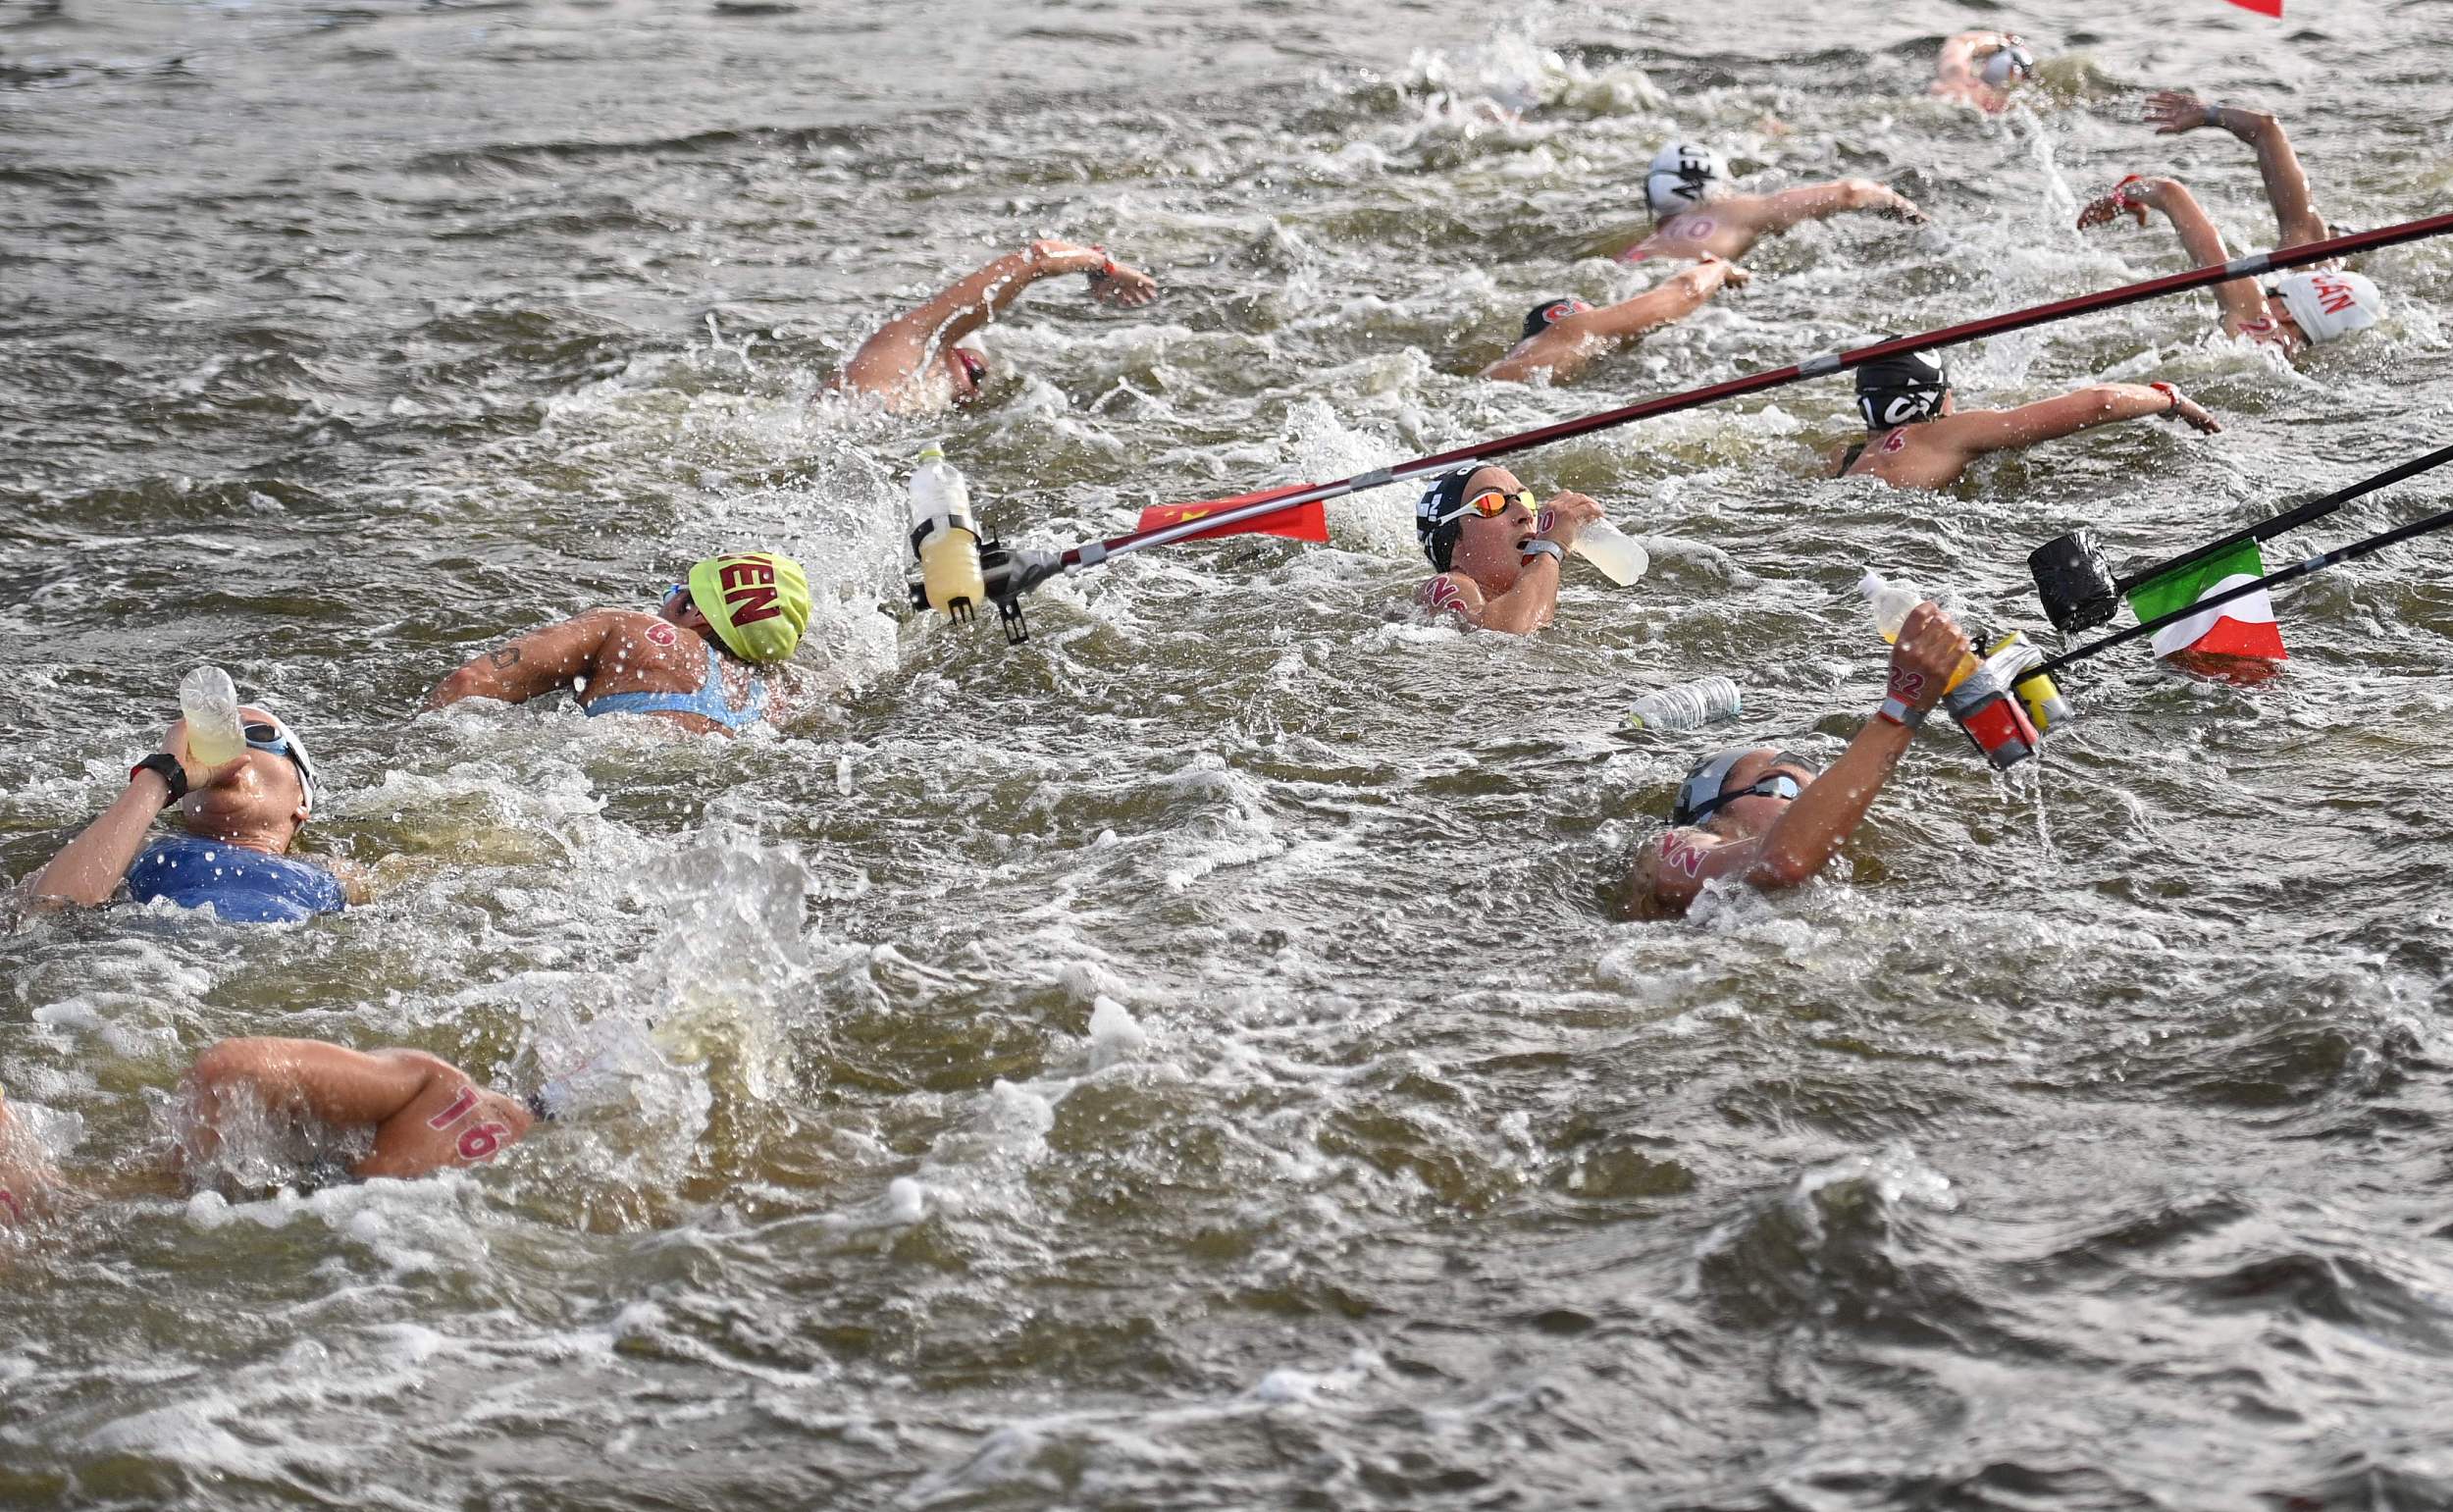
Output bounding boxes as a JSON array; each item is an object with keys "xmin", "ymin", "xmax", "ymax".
[{"xmin": 2127, "ymin": 539, "xmax": 2287, "ymax": 661}]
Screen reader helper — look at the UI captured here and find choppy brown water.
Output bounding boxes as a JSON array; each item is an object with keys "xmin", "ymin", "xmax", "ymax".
[{"xmin": 5, "ymin": 0, "xmax": 2453, "ymax": 1507}]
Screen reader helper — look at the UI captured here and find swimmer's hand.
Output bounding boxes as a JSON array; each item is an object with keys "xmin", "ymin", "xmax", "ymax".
[
  {"xmin": 160, "ymin": 719, "xmax": 251, "ymax": 791},
  {"xmin": 1088, "ymin": 259, "xmax": 1159, "ymax": 309},
  {"xmin": 1888, "ymin": 601, "xmax": 1970, "ymax": 717},
  {"xmin": 1533, "ymin": 492, "xmax": 1602, "ymax": 552},
  {"xmin": 1872, "ymin": 187, "xmax": 1929, "ymax": 227},
  {"xmin": 2152, "ymin": 383, "xmax": 2222, "ymax": 435},
  {"xmin": 2145, "ymin": 90, "xmax": 2213, "ymax": 135},
  {"xmin": 1693, "ymin": 253, "xmax": 1751, "ymax": 289},
  {"xmin": 2076, "ymin": 176, "xmax": 2158, "ymax": 231}
]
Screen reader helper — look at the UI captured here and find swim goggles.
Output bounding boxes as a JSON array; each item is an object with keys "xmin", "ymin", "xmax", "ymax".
[
  {"xmin": 1674, "ymin": 749, "xmax": 1818, "ymax": 825},
  {"xmin": 1435, "ymin": 488, "xmax": 1540, "ymax": 529},
  {"xmin": 240, "ymin": 718, "xmax": 321, "ymax": 811},
  {"xmin": 1691, "ymin": 772, "xmax": 1803, "ymax": 821}
]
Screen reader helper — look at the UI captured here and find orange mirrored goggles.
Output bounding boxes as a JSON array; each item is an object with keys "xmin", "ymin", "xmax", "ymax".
[{"xmin": 1435, "ymin": 488, "xmax": 1539, "ymax": 528}]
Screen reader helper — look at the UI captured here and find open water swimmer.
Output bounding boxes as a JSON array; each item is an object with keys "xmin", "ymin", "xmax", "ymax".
[
  {"xmin": 1613, "ymin": 139, "xmax": 1928, "ymax": 265},
  {"xmin": 0, "ymin": 1039, "xmax": 547, "ymax": 1226},
  {"xmin": 1627, "ymin": 600, "xmax": 1973, "ymax": 917},
  {"xmin": 1932, "ymin": 30, "xmax": 2039, "ymax": 114},
  {"xmin": 426, "ymin": 552, "xmax": 812, "ymax": 733},
  {"xmin": 829, "ymin": 238, "xmax": 1161, "ymax": 414},
  {"xmin": 23, "ymin": 705, "xmax": 357, "ymax": 923},
  {"xmin": 1482, "ymin": 256, "xmax": 1748, "ymax": 386},
  {"xmin": 2078, "ymin": 92, "xmax": 2383, "ymax": 354},
  {"xmin": 1830, "ymin": 347, "xmax": 2222, "ymax": 489}
]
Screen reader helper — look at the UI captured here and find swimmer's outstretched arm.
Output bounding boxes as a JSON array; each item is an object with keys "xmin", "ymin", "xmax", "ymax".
[
  {"xmin": 1742, "ymin": 179, "xmax": 1927, "ymax": 235},
  {"xmin": 1938, "ymin": 382, "xmax": 2220, "ymax": 457},
  {"xmin": 183, "ymin": 1038, "xmax": 533, "ymax": 1181},
  {"xmin": 1482, "ymin": 261, "xmax": 1745, "ymax": 384},
  {"xmin": 425, "ymin": 610, "xmax": 621, "ymax": 710},
  {"xmin": 2146, "ymin": 91, "xmax": 2325, "ymax": 246},
  {"xmin": 835, "ymin": 240, "xmax": 1159, "ymax": 396},
  {"xmin": 2078, "ymin": 176, "xmax": 2269, "ymax": 331},
  {"xmin": 21, "ymin": 729, "xmax": 246, "ymax": 909}
]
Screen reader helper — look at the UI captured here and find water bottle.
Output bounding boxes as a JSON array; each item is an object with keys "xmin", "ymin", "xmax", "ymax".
[
  {"xmin": 909, "ymin": 443, "xmax": 986, "ymax": 623},
  {"xmin": 178, "ymin": 666, "xmax": 245, "ymax": 773},
  {"xmin": 1623, "ymin": 675, "xmax": 1744, "ymax": 732},
  {"xmin": 1570, "ymin": 518, "xmax": 1649, "ymax": 587},
  {"xmin": 1859, "ymin": 571, "xmax": 1979, "ymax": 688}
]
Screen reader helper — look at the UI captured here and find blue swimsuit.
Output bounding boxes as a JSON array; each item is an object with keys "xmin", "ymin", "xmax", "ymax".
[
  {"xmin": 582, "ymin": 643, "xmax": 766, "ymax": 730},
  {"xmin": 126, "ymin": 835, "xmax": 347, "ymax": 923}
]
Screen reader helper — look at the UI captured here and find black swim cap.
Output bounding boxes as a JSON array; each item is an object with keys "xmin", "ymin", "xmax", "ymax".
[
  {"xmin": 1854, "ymin": 346, "xmax": 1951, "ymax": 431},
  {"xmin": 1415, "ymin": 463, "xmax": 1491, "ymax": 572},
  {"xmin": 1521, "ymin": 297, "xmax": 1593, "ymax": 341}
]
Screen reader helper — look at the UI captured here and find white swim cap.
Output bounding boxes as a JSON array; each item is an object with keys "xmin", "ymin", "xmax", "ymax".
[
  {"xmin": 1981, "ymin": 42, "xmax": 2035, "ymax": 88},
  {"xmin": 2272, "ymin": 270, "xmax": 2382, "ymax": 345},
  {"xmin": 1645, "ymin": 142, "xmax": 1724, "ymax": 220}
]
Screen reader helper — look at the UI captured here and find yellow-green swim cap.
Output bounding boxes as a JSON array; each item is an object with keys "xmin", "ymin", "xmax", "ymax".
[{"xmin": 686, "ymin": 551, "xmax": 810, "ymax": 664}]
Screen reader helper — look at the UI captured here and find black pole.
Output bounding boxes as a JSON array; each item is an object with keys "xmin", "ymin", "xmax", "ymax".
[
  {"xmin": 2020, "ymin": 499, "xmax": 2453, "ymax": 687},
  {"xmin": 2110, "ymin": 441, "xmax": 2453, "ymax": 596}
]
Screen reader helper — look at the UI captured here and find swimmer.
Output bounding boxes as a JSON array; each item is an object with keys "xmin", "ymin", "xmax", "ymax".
[
  {"xmin": 1614, "ymin": 140, "xmax": 1927, "ymax": 266},
  {"xmin": 0, "ymin": 1039, "xmax": 545, "ymax": 1225},
  {"xmin": 1627, "ymin": 600, "xmax": 1971, "ymax": 918},
  {"xmin": 829, "ymin": 238, "xmax": 1160, "ymax": 415},
  {"xmin": 22, "ymin": 706, "xmax": 358, "ymax": 923},
  {"xmin": 426, "ymin": 551, "xmax": 811, "ymax": 733},
  {"xmin": 1829, "ymin": 347, "xmax": 2220, "ymax": 489},
  {"xmin": 1933, "ymin": 31, "xmax": 2037, "ymax": 114},
  {"xmin": 1482, "ymin": 256, "xmax": 1749, "ymax": 386},
  {"xmin": 1413, "ymin": 463, "xmax": 1604, "ymax": 635},
  {"xmin": 179, "ymin": 1038, "xmax": 542, "ymax": 1181},
  {"xmin": 2076, "ymin": 94, "xmax": 2381, "ymax": 355}
]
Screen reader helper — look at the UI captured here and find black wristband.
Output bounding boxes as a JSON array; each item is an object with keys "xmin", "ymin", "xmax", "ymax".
[{"xmin": 131, "ymin": 753, "xmax": 188, "ymax": 808}]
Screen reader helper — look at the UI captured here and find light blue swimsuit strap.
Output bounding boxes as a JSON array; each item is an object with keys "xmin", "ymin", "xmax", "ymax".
[{"xmin": 582, "ymin": 642, "xmax": 766, "ymax": 730}]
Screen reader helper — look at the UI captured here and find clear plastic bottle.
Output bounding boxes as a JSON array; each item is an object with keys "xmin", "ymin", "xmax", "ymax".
[
  {"xmin": 1570, "ymin": 518, "xmax": 1649, "ymax": 587},
  {"xmin": 1623, "ymin": 675, "xmax": 1744, "ymax": 732},
  {"xmin": 178, "ymin": 666, "xmax": 245, "ymax": 772},
  {"xmin": 1859, "ymin": 570, "xmax": 1980, "ymax": 688},
  {"xmin": 909, "ymin": 443, "xmax": 986, "ymax": 622}
]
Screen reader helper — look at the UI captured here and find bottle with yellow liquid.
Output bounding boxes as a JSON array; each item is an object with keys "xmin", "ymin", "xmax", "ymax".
[
  {"xmin": 909, "ymin": 443, "xmax": 986, "ymax": 623},
  {"xmin": 178, "ymin": 665, "xmax": 245, "ymax": 777},
  {"xmin": 1861, "ymin": 570, "xmax": 2073, "ymax": 735},
  {"xmin": 1860, "ymin": 572, "xmax": 1980, "ymax": 688}
]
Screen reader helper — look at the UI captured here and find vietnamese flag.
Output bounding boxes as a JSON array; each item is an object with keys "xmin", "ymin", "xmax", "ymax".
[
  {"xmin": 2220, "ymin": 0, "xmax": 2281, "ymax": 14},
  {"xmin": 1136, "ymin": 485, "xmax": 1331, "ymax": 544}
]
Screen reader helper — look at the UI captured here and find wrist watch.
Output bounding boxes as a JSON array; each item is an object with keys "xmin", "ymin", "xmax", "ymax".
[
  {"xmin": 1876, "ymin": 697, "xmax": 1928, "ymax": 730},
  {"xmin": 130, "ymin": 753, "xmax": 188, "ymax": 808},
  {"xmin": 1520, "ymin": 540, "xmax": 1565, "ymax": 563}
]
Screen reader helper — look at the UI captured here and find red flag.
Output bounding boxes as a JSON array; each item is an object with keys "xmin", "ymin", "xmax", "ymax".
[
  {"xmin": 2220, "ymin": 0, "xmax": 2281, "ymax": 14},
  {"xmin": 1135, "ymin": 485, "xmax": 1331, "ymax": 544}
]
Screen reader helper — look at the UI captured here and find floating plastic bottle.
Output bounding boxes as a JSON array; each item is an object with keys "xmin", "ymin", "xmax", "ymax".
[
  {"xmin": 178, "ymin": 666, "xmax": 245, "ymax": 772},
  {"xmin": 1623, "ymin": 675, "xmax": 1744, "ymax": 732},
  {"xmin": 909, "ymin": 443, "xmax": 986, "ymax": 623},
  {"xmin": 1570, "ymin": 518, "xmax": 1649, "ymax": 587}
]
